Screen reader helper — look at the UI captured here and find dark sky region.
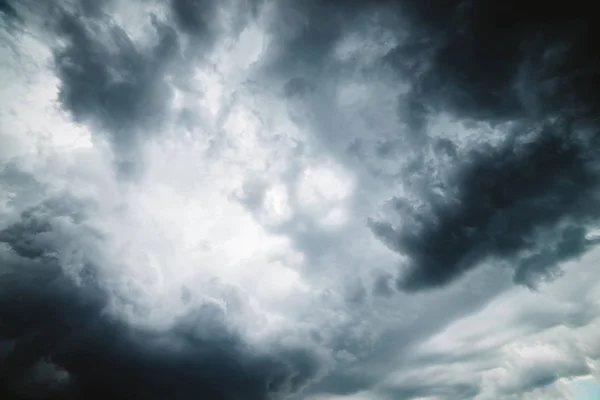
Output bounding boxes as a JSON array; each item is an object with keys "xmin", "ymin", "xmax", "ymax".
[{"xmin": 1, "ymin": 0, "xmax": 600, "ymax": 399}]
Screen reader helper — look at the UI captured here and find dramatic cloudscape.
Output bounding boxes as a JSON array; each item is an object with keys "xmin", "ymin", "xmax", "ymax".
[{"xmin": 1, "ymin": 0, "xmax": 599, "ymax": 399}]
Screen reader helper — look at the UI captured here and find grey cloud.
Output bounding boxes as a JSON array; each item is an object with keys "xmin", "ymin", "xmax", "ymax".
[
  {"xmin": 0, "ymin": 0, "xmax": 17, "ymax": 21},
  {"xmin": 258, "ymin": 0, "xmax": 600, "ymax": 293},
  {"xmin": 385, "ymin": 0, "xmax": 599, "ymax": 120},
  {"xmin": 363, "ymin": 0, "xmax": 600, "ymax": 291},
  {"xmin": 52, "ymin": 6, "xmax": 179, "ymax": 175},
  {"xmin": 263, "ymin": 1, "xmax": 341, "ymax": 77},
  {"xmin": 4, "ymin": 0, "xmax": 600, "ymax": 399},
  {"xmin": 44, "ymin": 0, "xmax": 266, "ymax": 177},
  {"xmin": 372, "ymin": 273, "xmax": 394, "ymax": 297},
  {"xmin": 170, "ymin": 0, "xmax": 218, "ymax": 36},
  {"xmin": 283, "ymin": 77, "xmax": 314, "ymax": 99},
  {"xmin": 513, "ymin": 225, "xmax": 600, "ymax": 287},
  {"xmin": 383, "ymin": 382, "xmax": 480, "ymax": 400},
  {"xmin": 389, "ymin": 247, "xmax": 600, "ymax": 399},
  {"xmin": 304, "ymin": 268, "xmax": 513, "ymax": 398},
  {"xmin": 236, "ymin": 0, "xmax": 600, "ymax": 395},
  {"xmin": 0, "ymin": 201, "xmax": 327, "ymax": 400},
  {"xmin": 169, "ymin": 0, "xmax": 262, "ymax": 40},
  {"xmin": 372, "ymin": 124, "xmax": 600, "ymax": 291},
  {"xmin": 501, "ymin": 362, "xmax": 590, "ymax": 398},
  {"xmin": 262, "ymin": 0, "xmax": 396, "ymax": 79},
  {"xmin": 0, "ymin": 165, "xmax": 43, "ymax": 213}
]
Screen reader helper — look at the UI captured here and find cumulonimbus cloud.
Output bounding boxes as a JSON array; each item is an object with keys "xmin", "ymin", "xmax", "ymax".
[{"xmin": 2, "ymin": 1, "xmax": 600, "ymax": 399}]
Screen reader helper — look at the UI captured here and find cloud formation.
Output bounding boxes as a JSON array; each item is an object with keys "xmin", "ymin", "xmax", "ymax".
[
  {"xmin": 364, "ymin": 0, "xmax": 600, "ymax": 291},
  {"xmin": 0, "ymin": 200, "xmax": 327, "ymax": 399},
  {"xmin": 371, "ymin": 124, "xmax": 600, "ymax": 290},
  {"xmin": 2, "ymin": 0, "xmax": 600, "ymax": 399}
]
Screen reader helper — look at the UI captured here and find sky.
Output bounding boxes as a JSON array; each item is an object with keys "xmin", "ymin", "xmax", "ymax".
[
  {"xmin": 572, "ymin": 379, "xmax": 600, "ymax": 400},
  {"xmin": 0, "ymin": 0, "xmax": 599, "ymax": 399}
]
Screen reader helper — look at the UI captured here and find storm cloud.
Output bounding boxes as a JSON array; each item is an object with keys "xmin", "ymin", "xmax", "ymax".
[
  {"xmin": 0, "ymin": 201, "xmax": 326, "ymax": 399},
  {"xmin": 371, "ymin": 124, "xmax": 600, "ymax": 290},
  {"xmin": 2, "ymin": 0, "xmax": 600, "ymax": 399},
  {"xmin": 365, "ymin": 0, "xmax": 600, "ymax": 291}
]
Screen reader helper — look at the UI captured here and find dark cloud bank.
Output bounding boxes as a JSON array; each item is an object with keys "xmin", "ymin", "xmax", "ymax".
[
  {"xmin": 257, "ymin": 0, "xmax": 600, "ymax": 291},
  {"xmin": 37, "ymin": 0, "xmax": 600, "ymax": 290},
  {"xmin": 0, "ymin": 201, "xmax": 324, "ymax": 399},
  {"xmin": 2, "ymin": 3, "xmax": 323, "ymax": 399},
  {"xmin": 367, "ymin": 0, "xmax": 600, "ymax": 291},
  {"xmin": 2, "ymin": 0, "xmax": 600, "ymax": 399}
]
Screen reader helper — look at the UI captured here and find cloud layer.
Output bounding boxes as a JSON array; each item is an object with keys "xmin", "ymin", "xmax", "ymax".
[{"xmin": 1, "ymin": 0, "xmax": 600, "ymax": 399}]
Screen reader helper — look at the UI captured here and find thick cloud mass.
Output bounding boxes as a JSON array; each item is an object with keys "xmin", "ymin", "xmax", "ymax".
[
  {"xmin": 51, "ymin": 5, "xmax": 180, "ymax": 175},
  {"xmin": 366, "ymin": 0, "xmax": 600, "ymax": 290},
  {"xmin": 372, "ymin": 125, "xmax": 600, "ymax": 290},
  {"xmin": 388, "ymin": 0, "xmax": 600, "ymax": 118},
  {"xmin": 2, "ymin": 0, "xmax": 600, "ymax": 399},
  {"xmin": 0, "ymin": 203, "xmax": 324, "ymax": 399}
]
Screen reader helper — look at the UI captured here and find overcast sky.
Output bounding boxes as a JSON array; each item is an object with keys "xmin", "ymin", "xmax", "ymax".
[{"xmin": 1, "ymin": 1, "xmax": 599, "ymax": 399}]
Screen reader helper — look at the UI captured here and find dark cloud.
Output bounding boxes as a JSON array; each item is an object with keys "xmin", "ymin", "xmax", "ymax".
[
  {"xmin": 7, "ymin": 0, "xmax": 182, "ymax": 177},
  {"xmin": 263, "ymin": 1, "xmax": 342, "ymax": 77},
  {"xmin": 360, "ymin": 0, "xmax": 600, "ymax": 291},
  {"xmin": 500, "ymin": 362, "xmax": 590, "ymax": 397},
  {"xmin": 172, "ymin": 0, "xmax": 262, "ymax": 34},
  {"xmin": 260, "ymin": 0, "xmax": 599, "ymax": 295},
  {"xmin": 4, "ymin": 0, "xmax": 600, "ymax": 398},
  {"xmin": 283, "ymin": 77, "xmax": 314, "ymax": 99},
  {"xmin": 371, "ymin": 123, "xmax": 600, "ymax": 291},
  {"xmin": 372, "ymin": 273, "xmax": 394, "ymax": 297},
  {"xmin": 304, "ymin": 268, "xmax": 512, "ymax": 398},
  {"xmin": 44, "ymin": 0, "xmax": 266, "ymax": 177},
  {"xmin": 0, "ymin": 0, "xmax": 17, "ymax": 21},
  {"xmin": 264, "ymin": 0, "xmax": 596, "ymax": 118},
  {"xmin": 44, "ymin": 3, "xmax": 179, "ymax": 175},
  {"xmin": 262, "ymin": 0, "xmax": 395, "ymax": 79},
  {"xmin": 255, "ymin": 0, "xmax": 599, "ymax": 296},
  {"xmin": 169, "ymin": 0, "xmax": 225, "ymax": 38},
  {"xmin": 168, "ymin": 0, "xmax": 263, "ymax": 58},
  {"xmin": 0, "ymin": 202, "xmax": 325, "ymax": 400},
  {"xmin": 385, "ymin": 0, "xmax": 600, "ymax": 119}
]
